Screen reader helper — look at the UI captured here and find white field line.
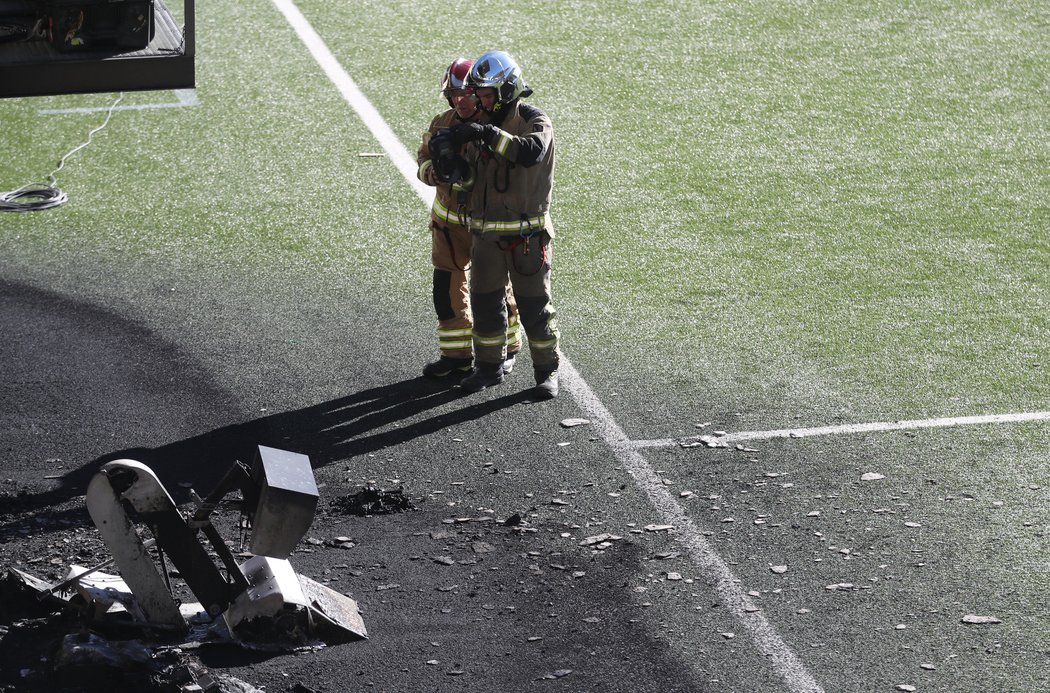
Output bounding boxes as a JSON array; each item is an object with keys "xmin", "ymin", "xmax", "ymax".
[
  {"xmin": 38, "ymin": 89, "xmax": 200, "ymax": 115},
  {"xmin": 631, "ymin": 411, "xmax": 1050, "ymax": 450},
  {"xmin": 270, "ymin": 2, "xmax": 824, "ymax": 691},
  {"xmin": 559, "ymin": 369, "xmax": 824, "ymax": 692},
  {"xmin": 269, "ymin": 0, "xmax": 434, "ymax": 208}
]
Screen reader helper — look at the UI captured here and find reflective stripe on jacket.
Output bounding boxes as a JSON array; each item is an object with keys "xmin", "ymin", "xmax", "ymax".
[
  {"xmin": 464, "ymin": 101, "xmax": 556, "ymax": 237},
  {"xmin": 417, "ymin": 109, "xmax": 471, "ymax": 225},
  {"xmin": 431, "ymin": 197, "xmax": 469, "ymax": 227},
  {"xmin": 468, "ymin": 213, "xmax": 547, "ymax": 234}
]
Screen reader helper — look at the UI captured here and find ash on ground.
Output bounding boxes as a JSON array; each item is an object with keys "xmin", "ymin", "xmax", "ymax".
[{"xmin": 329, "ymin": 486, "xmax": 416, "ymax": 516}]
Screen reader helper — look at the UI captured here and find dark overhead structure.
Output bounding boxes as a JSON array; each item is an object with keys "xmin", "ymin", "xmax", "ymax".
[{"xmin": 0, "ymin": 0, "xmax": 194, "ymax": 99}]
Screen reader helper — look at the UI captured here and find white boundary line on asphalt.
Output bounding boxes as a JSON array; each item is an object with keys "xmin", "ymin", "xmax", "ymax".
[
  {"xmin": 270, "ymin": 2, "xmax": 824, "ymax": 691},
  {"xmin": 630, "ymin": 411, "xmax": 1050, "ymax": 450},
  {"xmin": 558, "ymin": 370, "xmax": 826, "ymax": 692}
]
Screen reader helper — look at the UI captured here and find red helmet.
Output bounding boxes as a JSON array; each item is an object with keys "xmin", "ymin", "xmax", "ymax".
[{"xmin": 441, "ymin": 58, "xmax": 474, "ymax": 106}]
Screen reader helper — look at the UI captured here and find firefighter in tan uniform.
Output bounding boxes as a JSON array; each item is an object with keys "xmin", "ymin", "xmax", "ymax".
[
  {"xmin": 444, "ymin": 51, "xmax": 561, "ymax": 399},
  {"xmin": 416, "ymin": 59, "xmax": 521, "ymax": 378}
]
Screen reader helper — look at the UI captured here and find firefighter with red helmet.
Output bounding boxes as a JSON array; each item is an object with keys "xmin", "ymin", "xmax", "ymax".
[
  {"xmin": 446, "ymin": 51, "xmax": 561, "ymax": 399},
  {"xmin": 417, "ymin": 58, "xmax": 521, "ymax": 378}
]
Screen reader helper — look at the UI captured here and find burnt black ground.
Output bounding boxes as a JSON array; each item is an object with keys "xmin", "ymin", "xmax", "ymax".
[
  {"xmin": 1, "ymin": 265, "xmax": 1046, "ymax": 693},
  {"xmin": 0, "ymin": 279, "xmax": 774, "ymax": 693}
]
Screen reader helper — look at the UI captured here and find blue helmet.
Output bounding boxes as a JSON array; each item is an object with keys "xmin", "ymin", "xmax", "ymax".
[{"xmin": 466, "ymin": 51, "xmax": 533, "ymax": 110}]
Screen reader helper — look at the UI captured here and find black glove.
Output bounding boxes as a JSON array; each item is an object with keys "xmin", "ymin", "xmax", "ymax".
[{"xmin": 450, "ymin": 122, "xmax": 491, "ymax": 147}]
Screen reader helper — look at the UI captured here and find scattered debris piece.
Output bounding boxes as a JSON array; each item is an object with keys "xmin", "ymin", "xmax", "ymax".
[
  {"xmin": 644, "ymin": 524, "xmax": 674, "ymax": 532},
  {"xmin": 53, "ymin": 631, "xmax": 154, "ymax": 680},
  {"xmin": 860, "ymin": 472, "xmax": 885, "ymax": 481},
  {"xmin": 962, "ymin": 614, "xmax": 1002, "ymax": 625},
  {"xmin": 538, "ymin": 669, "xmax": 572, "ymax": 680},
  {"xmin": 770, "ymin": 565, "xmax": 788, "ymax": 574},
  {"xmin": 701, "ymin": 435, "xmax": 730, "ymax": 448},
  {"xmin": 560, "ymin": 418, "xmax": 591, "ymax": 428}
]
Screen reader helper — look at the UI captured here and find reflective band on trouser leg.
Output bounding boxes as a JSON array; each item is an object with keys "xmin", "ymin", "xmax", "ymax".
[
  {"xmin": 470, "ymin": 288, "xmax": 508, "ymax": 364},
  {"xmin": 514, "ymin": 294, "xmax": 559, "ymax": 370},
  {"xmin": 506, "ymin": 313, "xmax": 522, "ymax": 354},
  {"xmin": 434, "ymin": 268, "xmax": 472, "ymax": 359},
  {"xmin": 438, "ymin": 326, "xmax": 472, "ymax": 358}
]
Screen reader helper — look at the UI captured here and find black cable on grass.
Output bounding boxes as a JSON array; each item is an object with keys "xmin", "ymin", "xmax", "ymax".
[{"xmin": 0, "ymin": 92, "xmax": 124, "ymax": 212}]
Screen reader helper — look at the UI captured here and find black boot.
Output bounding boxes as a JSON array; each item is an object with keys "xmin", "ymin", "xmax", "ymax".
[
  {"xmin": 423, "ymin": 356, "xmax": 473, "ymax": 378},
  {"xmin": 533, "ymin": 368, "xmax": 559, "ymax": 399},
  {"xmin": 460, "ymin": 362, "xmax": 505, "ymax": 392}
]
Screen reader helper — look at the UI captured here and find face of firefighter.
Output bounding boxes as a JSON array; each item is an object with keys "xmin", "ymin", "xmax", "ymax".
[
  {"xmin": 449, "ymin": 88, "xmax": 479, "ymax": 120},
  {"xmin": 474, "ymin": 87, "xmax": 499, "ymax": 113}
]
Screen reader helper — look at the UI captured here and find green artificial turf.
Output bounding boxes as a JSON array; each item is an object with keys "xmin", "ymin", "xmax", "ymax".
[{"xmin": 1, "ymin": 0, "xmax": 1047, "ymax": 423}]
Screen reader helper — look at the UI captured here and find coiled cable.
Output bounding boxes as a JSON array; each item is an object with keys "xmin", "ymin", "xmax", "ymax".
[{"xmin": 1, "ymin": 92, "xmax": 123, "ymax": 212}]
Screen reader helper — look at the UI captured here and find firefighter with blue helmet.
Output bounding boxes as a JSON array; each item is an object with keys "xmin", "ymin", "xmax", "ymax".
[
  {"xmin": 446, "ymin": 51, "xmax": 561, "ymax": 399},
  {"xmin": 417, "ymin": 58, "xmax": 521, "ymax": 379}
]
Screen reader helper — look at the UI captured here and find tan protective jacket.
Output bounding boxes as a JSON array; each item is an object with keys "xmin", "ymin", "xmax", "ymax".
[
  {"xmin": 416, "ymin": 109, "xmax": 471, "ymax": 228},
  {"xmin": 463, "ymin": 101, "xmax": 556, "ymax": 237}
]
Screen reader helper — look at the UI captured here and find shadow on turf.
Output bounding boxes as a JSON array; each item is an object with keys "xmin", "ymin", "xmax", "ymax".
[
  {"xmin": 102, "ymin": 375, "xmax": 537, "ymax": 493},
  {"xmin": 1, "ymin": 377, "xmax": 535, "ymax": 535},
  {"xmin": 1, "ymin": 278, "xmax": 538, "ymax": 536}
]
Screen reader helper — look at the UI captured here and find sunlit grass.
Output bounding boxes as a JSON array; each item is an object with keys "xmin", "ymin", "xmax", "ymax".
[{"xmin": 1, "ymin": 0, "xmax": 1046, "ymax": 420}]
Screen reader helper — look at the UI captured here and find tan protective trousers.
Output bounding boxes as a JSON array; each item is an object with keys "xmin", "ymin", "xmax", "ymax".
[
  {"xmin": 431, "ymin": 220, "xmax": 520, "ymax": 359},
  {"xmin": 468, "ymin": 230, "xmax": 559, "ymax": 370}
]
